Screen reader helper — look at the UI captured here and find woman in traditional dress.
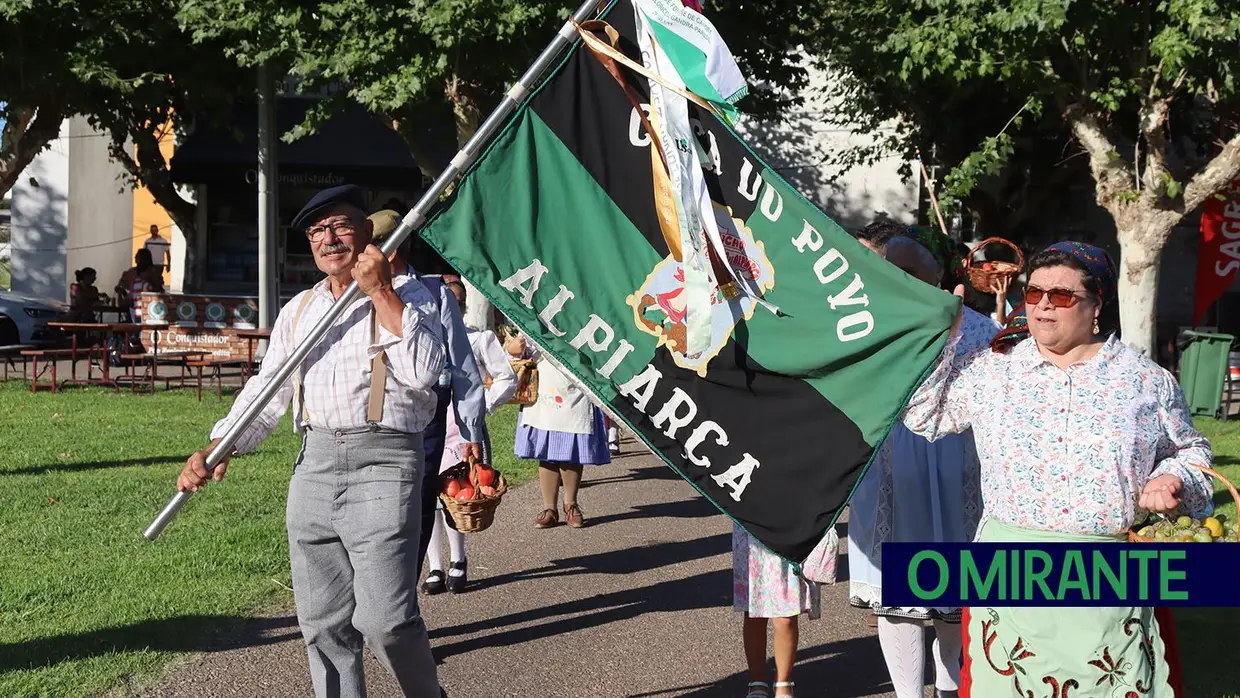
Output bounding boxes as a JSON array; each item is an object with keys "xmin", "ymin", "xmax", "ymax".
[
  {"xmin": 423, "ymin": 281, "xmax": 518, "ymax": 594},
  {"xmin": 902, "ymin": 241, "xmax": 1213, "ymax": 697},
  {"xmin": 847, "ymin": 221, "xmax": 998, "ymax": 698},
  {"xmin": 734, "ymin": 523, "xmax": 828, "ymax": 698},
  {"xmin": 505, "ymin": 331, "xmax": 611, "ymax": 528}
]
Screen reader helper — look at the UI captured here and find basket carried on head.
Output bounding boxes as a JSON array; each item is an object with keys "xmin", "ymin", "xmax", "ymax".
[
  {"xmin": 1128, "ymin": 463, "xmax": 1239, "ymax": 543},
  {"xmin": 965, "ymin": 237, "xmax": 1024, "ymax": 294},
  {"xmin": 439, "ymin": 457, "xmax": 509, "ymax": 533}
]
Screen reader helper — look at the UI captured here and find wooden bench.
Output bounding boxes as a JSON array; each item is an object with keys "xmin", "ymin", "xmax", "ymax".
[
  {"xmin": 19, "ymin": 348, "xmax": 78, "ymax": 393},
  {"xmin": 118, "ymin": 350, "xmax": 211, "ymax": 393},
  {"xmin": 0, "ymin": 344, "xmax": 35, "ymax": 381},
  {"xmin": 186, "ymin": 357, "xmax": 252, "ymax": 401}
]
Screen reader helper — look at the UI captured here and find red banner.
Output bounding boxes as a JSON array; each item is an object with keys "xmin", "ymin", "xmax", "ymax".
[{"xmin": 1194, "ymin": 179, "xmax": 1240, "ymax": 324}]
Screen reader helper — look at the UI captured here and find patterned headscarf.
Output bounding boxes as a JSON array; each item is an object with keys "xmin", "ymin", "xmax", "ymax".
[
  {"xmin": 1043, "ymin": 241, "xmax": 1117, "ymax": 305},
  {"xmin": 990, "ymin": 303, "xmax": 1029, "ymax": 353},
  {"xmin": 900, "ymin": 225, "xmax": 966, "ymax": 285}
]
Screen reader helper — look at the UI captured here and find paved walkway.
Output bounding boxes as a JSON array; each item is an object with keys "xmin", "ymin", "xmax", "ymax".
[{"xmin": 130, "ymin": 436, "xmax": 904, "ymax": 698}]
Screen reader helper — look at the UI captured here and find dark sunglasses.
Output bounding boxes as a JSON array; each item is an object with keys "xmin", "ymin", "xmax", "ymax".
[{"xmin": 1024, "ymin": 286, "xmax": 1088, "ymax": 308}]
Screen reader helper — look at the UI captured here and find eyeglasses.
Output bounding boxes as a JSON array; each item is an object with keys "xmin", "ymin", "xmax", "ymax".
[
  {"xmin": 305, "ymin": 220, "xmax": 358, "ymax": 242},
  {"xmin": 1024, "ymin": 286, "xmax": 1088, "ymax": 308}
]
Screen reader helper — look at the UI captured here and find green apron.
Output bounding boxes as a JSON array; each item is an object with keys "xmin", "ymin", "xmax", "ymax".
[{"xmin": 964, "ymin": 518, "xmax": 1180, "ymax": 698}]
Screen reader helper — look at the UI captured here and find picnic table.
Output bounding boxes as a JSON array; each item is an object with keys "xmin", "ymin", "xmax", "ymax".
[
  {"xmin": 0, "ymin": 344, "xmax": 35, "ymax": 381},
  {"xmin": 44, "ymin": 321, "xmax": 149, "ymax": 391},
  {"xmin": 110, "ymin": 322, "xmax": 215, "ymax": 393}
]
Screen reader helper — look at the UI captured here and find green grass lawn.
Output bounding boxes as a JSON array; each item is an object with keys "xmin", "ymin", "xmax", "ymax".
[
  {"xmin": 0, "ymin": 380, "xmax": 529, "ymax": 698},
  {"xmin": 1176, "ymin": 417, "xmax": 1240, "ymax": 698}
]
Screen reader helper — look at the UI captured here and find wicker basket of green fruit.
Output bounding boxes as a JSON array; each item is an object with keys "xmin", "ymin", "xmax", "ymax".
[{"xmin": 1130, "ymin": 465, "xmax": 1239, "ymax": 543}]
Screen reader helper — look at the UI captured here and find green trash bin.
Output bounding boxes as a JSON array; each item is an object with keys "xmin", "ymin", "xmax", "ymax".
[{"xmin": 1178, "ymin": 331, "xmax": 1234, "ymax": 418}]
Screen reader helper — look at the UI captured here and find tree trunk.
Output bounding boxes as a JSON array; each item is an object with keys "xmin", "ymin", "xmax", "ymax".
[
  {"xmin": 447, "ymin": 72, "xmax": 494, "ymax": 331},
  {"xmin": 0, "ymin": 101, "xmax": 66, "ymax": 199},
  {"xmin": 387, "ymin": 101, "xmax": 455, "ymax": 183},
  {"xmin": 109, "ymin": 129, "xmax": 199, "ymax": 287},
  {"xmin": 1115, "ymin": 217, "xmax": 1176, "ymax": 359}
]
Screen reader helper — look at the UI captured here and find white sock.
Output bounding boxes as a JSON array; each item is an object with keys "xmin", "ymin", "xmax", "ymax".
[
  {"xmin": 426, "ymin": 506, "xmax": 444, "ymax": 575},
  {"xmin": 607, "ymin": 426, "xmax": 619, "ymax": 444},
  {"xmin": 877, "ymin": 616, "xmax": 925, "ymax": 698},
  {"xmin": 446, "ymin": 516, "xmax": 466, "ymax": 577},
  {"xmin": 931, "ymin": 619, "xmax": 962, "ymax": 691}
]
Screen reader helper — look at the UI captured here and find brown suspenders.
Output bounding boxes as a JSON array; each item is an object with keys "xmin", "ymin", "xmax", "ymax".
[{"xmin": 289, "ymin": 291, "xmax": 389, "ymax": 428}]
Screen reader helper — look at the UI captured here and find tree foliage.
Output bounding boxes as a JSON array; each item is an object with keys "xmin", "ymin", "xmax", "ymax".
[
  {"xmin": 810, "ymin": 0, "xmax": 1240, "ymax": 214},
  {"xmin": 174, "ymin": 0, "xmax": 812, "ymax": 173},
  {"xmin": 805, "ymin": 0, "xmax": 1240, "ymax": 354},
  {"xmin": 0, "ymin": 0, "xmax": 247, "ymax": 285},
  {"xmin": 0, "ymin": 0, "xmax": 155, "ymax": 197}
]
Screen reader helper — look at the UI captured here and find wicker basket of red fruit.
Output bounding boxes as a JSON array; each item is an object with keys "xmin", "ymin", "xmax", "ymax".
[
  {"xmin": 439, "ymin": 456, "xmax": 508, "ymax": 533},
  {"xmin": 965, "ymin": 237, "xmax": 1024, "ymax": 294}
]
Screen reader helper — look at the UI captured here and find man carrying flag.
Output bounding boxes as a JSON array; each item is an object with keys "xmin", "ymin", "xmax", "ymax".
[{"xmin": 176, "ymin": 185, "xmax": 446, "ymax": 698}]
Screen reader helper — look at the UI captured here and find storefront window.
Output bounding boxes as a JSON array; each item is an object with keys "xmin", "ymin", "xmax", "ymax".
[{"xmin": 203, "ymin": 181, "xmax": 417, "ymax": 293}]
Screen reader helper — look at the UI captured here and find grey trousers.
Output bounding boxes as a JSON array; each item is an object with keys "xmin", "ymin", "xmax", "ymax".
[{"xmin": 287, "ymin": 425, "xmax": 440, "ymax": 698}]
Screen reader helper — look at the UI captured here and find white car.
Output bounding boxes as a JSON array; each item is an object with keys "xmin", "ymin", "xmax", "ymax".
[{"xmin": 0, "ymin": 290, "xmax": 69, "ymax": 346}]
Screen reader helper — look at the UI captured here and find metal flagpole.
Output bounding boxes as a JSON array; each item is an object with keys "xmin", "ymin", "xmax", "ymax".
[
  {"xmin": 257, "ymin": 62, "xmax": 280, "ymax": 346},
  {"xmin": 144, "ymin": 0, "xmax": 608, "ymax": 541}
]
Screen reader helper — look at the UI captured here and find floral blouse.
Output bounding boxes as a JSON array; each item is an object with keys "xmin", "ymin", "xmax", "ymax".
[{"xmin": 902, "ymin": 316, "xmax": 1214, "ymax": 536}]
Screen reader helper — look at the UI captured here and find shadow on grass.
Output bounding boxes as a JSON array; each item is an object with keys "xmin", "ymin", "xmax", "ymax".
[
  {"xmin": 2, "ymin": 455, "xmax": 184, "ymax": 477},
  {"xmin": 1214, "ymin": 489, "xmax": 1237, "ymax": 510},
  {"xmin": 1173, "ymin": 606, "xmax": 1240, "ymax": 697},
  {"xmin": 0, "ymin": 614, "xmax": 299, "ymax": 673}
]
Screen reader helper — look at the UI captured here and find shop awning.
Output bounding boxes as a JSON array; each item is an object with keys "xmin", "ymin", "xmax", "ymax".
[{"xmin": 170, "ymin": 98, "xmax": 439, "ymax": 189}]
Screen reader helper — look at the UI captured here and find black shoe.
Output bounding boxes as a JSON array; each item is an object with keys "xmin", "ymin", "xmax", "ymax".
[
  {"xmin": 422, "ymin": 569, "xmax": 446, "ymax": 595},
  {"xmin": 446, "ymin": 561, "xmax": 468, "ymax": 593}
]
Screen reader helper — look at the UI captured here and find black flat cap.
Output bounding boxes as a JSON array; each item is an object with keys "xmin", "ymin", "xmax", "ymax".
[{"xmin": 290, "ymin": 184, "xmax": 367, "ymax": 232}]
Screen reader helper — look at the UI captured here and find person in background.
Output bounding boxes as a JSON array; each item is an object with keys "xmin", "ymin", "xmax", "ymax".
[
  {"xmin": 144, "ymin": 224, "xmax": 171, "ymax": 279},
  {"xmin": 504, "ymin": 331, "xmax": 610, "ymax": 528},
  {"xmin": 956, "ymin": 240, "xmax": 1017, "ymax": 323},
  {"xmin": 902, "ymin": 241, "xmax": 1212, "ymax": 697},
  {"xmin": 734, "ymin": 523, "xmax": 824, "ymax": 698},
  {"xmin": 115, "ymin": 248, "xmax": 164, "ymax": 321},
  {"xmin": 367, "ymin": 209, "xmax": 487, "ymax": 589},
  {"xmin": 847, "ymin": 220, "xmax": 997, "ymax": 698},
  {"xmin": 69, "ymin": 267, "xmax": 101, "ymax": 322},
  {"xmin": 422, "ymin": 280, "xmax": 518, "ymax": 594},
  {"xmin": 175, "ymin": 184, "xmax": 447, "ymax": 698}
]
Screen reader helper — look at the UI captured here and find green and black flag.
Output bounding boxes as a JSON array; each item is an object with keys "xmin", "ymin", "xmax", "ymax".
[{"xmin": 419, "ymin": 0, "xmax": 958, "ymax": 565}]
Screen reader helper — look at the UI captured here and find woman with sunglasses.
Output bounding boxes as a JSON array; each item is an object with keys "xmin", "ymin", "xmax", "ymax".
[{"xmin": 902, "ymin": 241, "xmax": 1214, "ymax": 697}]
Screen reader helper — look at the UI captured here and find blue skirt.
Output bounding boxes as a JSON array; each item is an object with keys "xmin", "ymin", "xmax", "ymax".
[
  {"xmin": 514, "ymin": 405, "xmax": 611, "ymax": 466},
  {"xmin": 847, "ymin": 422, "xmax": 982, "ymax": 621}
]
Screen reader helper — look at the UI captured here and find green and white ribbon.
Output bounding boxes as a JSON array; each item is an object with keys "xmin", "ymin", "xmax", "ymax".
[
  {"xmin": 633, "ymin": 0, "xmax": 748, "ymax": 125},
  {"xmin": 635, "ymin": 7, "xmax": 715, "ymax": 358}
]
